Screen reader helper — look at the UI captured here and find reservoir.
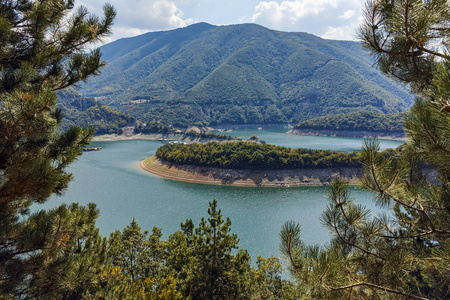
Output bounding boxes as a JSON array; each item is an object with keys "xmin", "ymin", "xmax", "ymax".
[{"xmin": 41, "ymin": 129, "xmax": 404, "ymax": 261}]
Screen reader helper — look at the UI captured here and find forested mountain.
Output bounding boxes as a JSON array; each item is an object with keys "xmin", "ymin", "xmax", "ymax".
[
  {"xmin": 80, "ymin": 23, "xmax": 413, "ymax": 126},
  {"xmin": 57, "ymin": 89, "xmax": 136, "ymax": 135},
  {"xmin": 295, "ymin": 111, "xmax": 404, "ymax": 132}
]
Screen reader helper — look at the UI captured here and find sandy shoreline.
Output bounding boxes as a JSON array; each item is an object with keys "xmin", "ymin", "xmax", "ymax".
[
  {"xmin": 93, "ymin": 133, "xmax": 175, "ymax": 142},
  {"xmin": 140, "ymin": 156, "xmax": 363, "ymax": 187},
  {"xmin": 93, "ymin": 130, "xmax": 407, "ymax": 142}
]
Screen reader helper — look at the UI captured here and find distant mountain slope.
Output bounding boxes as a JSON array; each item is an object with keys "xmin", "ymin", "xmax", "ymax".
[
  {"xmin": 57, "ymin": 89, "xmax": 136, "ymax": 135},
  {"xmin": 81, "ymin": 23, "xmax": 413, "ymax": 126},
  {"xmin": 295, "ymin": 111, "xmax": 404, "ymax": 132}
]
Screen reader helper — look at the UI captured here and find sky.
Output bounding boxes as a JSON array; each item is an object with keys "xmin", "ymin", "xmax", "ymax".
[{"xmin": 78, "ymin": 0, "xmax": 367, "ymax": 43}]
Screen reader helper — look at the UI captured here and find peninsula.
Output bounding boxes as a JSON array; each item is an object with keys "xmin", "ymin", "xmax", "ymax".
[
  {"xmin": 290, "ymin": 111, "xmax": 406, "ymax": 140},
  {"xmin": 141, "ymin": 142, "xmax": 365, "ymax": 187}
]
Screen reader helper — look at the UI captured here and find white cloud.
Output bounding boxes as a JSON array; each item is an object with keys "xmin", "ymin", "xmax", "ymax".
[
  {"xmin": 253, "ymin": 0, "xmax": 338, "ymax": 24},
  {"xmin": 339, "ymin": 9, "xmax": 355, "ymax": 20},
  {"xmin": 108, "ymin": 26, "xmax": 150, "ymax": 41},
  {"xmin": 322, "ymin": 24, "xmax": 352, "ymax": 40},
  {"xmin": 322, "ymin": 13, "xmax": 363, "ymax": 40},
  {"xmin": 146, "ymin": 0, "xmax": 189, "ymax": 28},
  {"xmin": 115, "ymin": 0, "xmax": 193, "ymax": 33},
  {"xmin": 76, "ymin": 0, "xmax": 367, "ymax": 42},
  {"xmin": 252, "ymin": 0, "xmax": 365, "ymax": 40},
  {"xmin": 77, "ymin": 0, "xmax": 193, "ymax": 41}
]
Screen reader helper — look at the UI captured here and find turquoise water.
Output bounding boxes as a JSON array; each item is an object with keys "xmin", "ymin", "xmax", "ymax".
[
  {"xmin": 215, "ymin": 128, "xmax": 403, "ymax": 152},
  {"xmin": 40, "ymin": 132, "xmax": 404, "ymax": 261}
]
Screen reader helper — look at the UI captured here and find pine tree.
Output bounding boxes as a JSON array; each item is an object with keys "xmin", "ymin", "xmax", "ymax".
[
  {"xmin": 164, "ymin": 200, "xmax": 254, "ymax": 299},
  {"xmin": 280, "ymin": 0, "xmax": 450, "ymax": 299},
  {"xmin": 108, "ymin": 220, "xmax": 166, "ymax": 281},
  {"xmin": 358, "ymin": 0, "xmax": 450, "ymax": 93},
  {"xmin": 0, "ymin": 0, "xmax": 115, "ymax": 297},
  {"xmin": 20, "ymin": 203, "xmax": 107, "ymax": 299},
  {"xmin": 102, "ymin": 220, "xmax": 179, "ymax": 299},
  {"xmin": 108, "ymin": 219, "xmax": 151, "ymax": 282},
  {"xmin": 192, "ymin": 200, "xmax": 238, "ymax": 298}
]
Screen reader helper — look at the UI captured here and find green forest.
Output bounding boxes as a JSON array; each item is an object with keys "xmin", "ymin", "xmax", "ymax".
[
  {"xmin": 80, "ymin": 21, "xmax": 413, "ymax": 126},
  {"xmin": 57, "ymin": 89, "xmax": 136, "ymax": 135},
  {"xmin": 156, "ymin": 141, "xmax": 361, "ymax": 170},
  {"xmin": 295, "ymin": 111, "xmax": 404, "ymax": 132},
  {"xmin": 181, "ymin": 130, "xmax": 238, "ymax": 141},
  {"xmin": 1, "ymin": 0, "xmax": 449, "ymax": 299},
  {"xmin": 133, "ymin": 121, "xmax": 237, "ymax": 140}
]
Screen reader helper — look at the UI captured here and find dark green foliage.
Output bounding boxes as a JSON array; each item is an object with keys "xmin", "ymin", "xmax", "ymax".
[
  {"xmin": 134, "ymin": 120, "xmax": 173, "ymax": 134},
  {"xmin": 0, "ymin": 88, "xmax": 94, "ymax": 204},
  {"xmin": 57, "ymin": 88, "xmax": 136, "ymax": 135},
  {"xmin": 182, "ymin": 130, "xmax": 237, "ymax": 141},
  {"xmin": 253, "ymin": 256, "xmax": 299, "ymax": 299},
  {"xmin": 280, "ymin": 0, "xmax": 450, "ymax": 298},
  {"xmin": 0, "ymin": 0, "xmax": 115, "ymax": 297},
  {"xmin": 91, "ymin": 201, "xmax": 299, "ymax": 299},
  {"xmin": 133, "ymin": 123, "xmax": 237, "ymax": 140},
  {"xmin": 78, "ymin": 219, "xmax": 183, "ymax": 299},
  {"xmin": 156, "ymin": 141, "xmax": 362, "ymax": 170},
  {"xmin": 181, "ymin": 200, "xmax": 243, "ymax": 299},
  {"xmin": 358, "ymin": 0, "xmax": 449, "ymax": 93},
  {"xmin": 108, "ymin": 219, "xmax": 164, "ymax": 281},
  {"xmin": 281, "ymin": 140, "xmax": 450, "ymax": 298},
  {"xmin": 163, "ymin": 200, "xmax": 299, "ymax": 299},
  {"xmin": 22, "ymin": 204, "xmax": 107, "ymax": 299},
  {"xmin": 1, "ymin": 203, "xmax": 107, "ymax": 299},
  {"xmin": 295, "ymin": 111, "xmax": 405, "ymax": 132},
  {"xmin": 0, "ymin": 1, "xmax": 115, "ymax": 94},
  {"xmin": 80, "ymin": 23, "xmax": 414, "ymax": 126},
  {"xmin": 1, "ymin": 1, "xmax": 305, "ymax": 299}
]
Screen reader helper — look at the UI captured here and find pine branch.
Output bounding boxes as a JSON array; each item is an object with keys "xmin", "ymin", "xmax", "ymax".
[
  {"xmin": 380, "ymin": 227, "xmax": 450, "ymax": 239},
  {"xmin": 417, "ymin": 45, "xmax": 450, "ymax": 60},
  {"xmin": 319, "ymin": 264, "xmax": 329, "ymax": 282},
  {"xmin": 330, "ymin": 206, "xmax": 382, "ymax": 259},
  {"xmin": 329, "ymin": 282, "xmax": 428, "ymax": 300}
]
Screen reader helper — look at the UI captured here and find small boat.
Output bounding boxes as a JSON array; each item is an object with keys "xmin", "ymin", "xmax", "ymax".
[{"xmin": 82, "ymin": 146, "xmax": 102, "ymax": 152}]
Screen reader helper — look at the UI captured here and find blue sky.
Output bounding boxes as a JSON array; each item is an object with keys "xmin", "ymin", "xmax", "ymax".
[{"xmin": 79, "ymin": 0, "xmax": 367, "ymax": 42}]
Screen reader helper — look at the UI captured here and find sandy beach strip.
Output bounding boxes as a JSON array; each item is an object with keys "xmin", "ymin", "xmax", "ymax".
[
  {"xmin": 93, "ymin": 133, "xmax": 169, "ymax": 142},
  {"xmin": 139, "ymin": 156, "xmax": 261, "ymax": 187},
  {"xmin": 140, "ymin": 156, "xmax": 362, "ymax": 187}
]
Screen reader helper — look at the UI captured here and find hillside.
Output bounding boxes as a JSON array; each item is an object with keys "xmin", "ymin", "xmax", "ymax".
[
  {"xmin": 57, "ymin": 89, "xmax": 136, "ymax": 135},
  {"xmin": 295, "ymin": 111, "xmax": 405, "ymax": 132},
  {"xmin": 81, "ymin": 23, "xmax": 413, "ymax": 126}
]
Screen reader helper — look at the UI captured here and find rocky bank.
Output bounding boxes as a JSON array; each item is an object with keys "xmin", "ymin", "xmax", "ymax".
[{"xmin": 141, "ymin": 156, "xmax": 364, "ymax": 187}]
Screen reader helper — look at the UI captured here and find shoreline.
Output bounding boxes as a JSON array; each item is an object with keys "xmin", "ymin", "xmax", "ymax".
[
  {"xmin": 93, "ymin": 130, "xmax": 407, "ymax": 143},
  {"xmin": 93, "ymin": 133, "xmax": 178, "ymax": 142},
  {"xmin": 288, "ymin": 129, "xmax": 407, "ymax": 141},
  {"xmin": 140, "ymin": 156, "xmax": 363, "ymax": 187}
]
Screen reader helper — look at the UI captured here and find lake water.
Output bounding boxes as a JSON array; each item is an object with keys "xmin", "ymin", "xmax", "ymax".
[
  {"xmin": 41, "ymin": 129, "xmax": 404, "ymax": 261},
  {"xmin": 214, "ymin": 128, "xmax": 403, "ymax": 152}
]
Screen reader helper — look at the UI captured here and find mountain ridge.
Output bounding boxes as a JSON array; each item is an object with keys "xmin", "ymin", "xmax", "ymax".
[{"xmin": 80, "ymin": 23, "xmax": 413, "ymax": 126}]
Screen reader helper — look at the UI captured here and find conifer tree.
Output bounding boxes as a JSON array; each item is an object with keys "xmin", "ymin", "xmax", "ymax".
[
  {"xmin": 20, "ymin": 203, "xmax": 107, "ymax": 299},
  {"xmin": 164, "ymin": 200, "xmax": 254, "ymax": 299},
  {"xmin": 281, "ymin": 0, "xmax": 450, "ymax": 299},
  {"xmin": 191, "ymin": 200, "xmax": 241, "ymax": 298},
  {"xmin": 101, "ymin": 220, "xmax": 179, "ymax": 299},
  {"xmin": 0, "ymin": 0, "xmax": 115, "ymax": 297}
]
